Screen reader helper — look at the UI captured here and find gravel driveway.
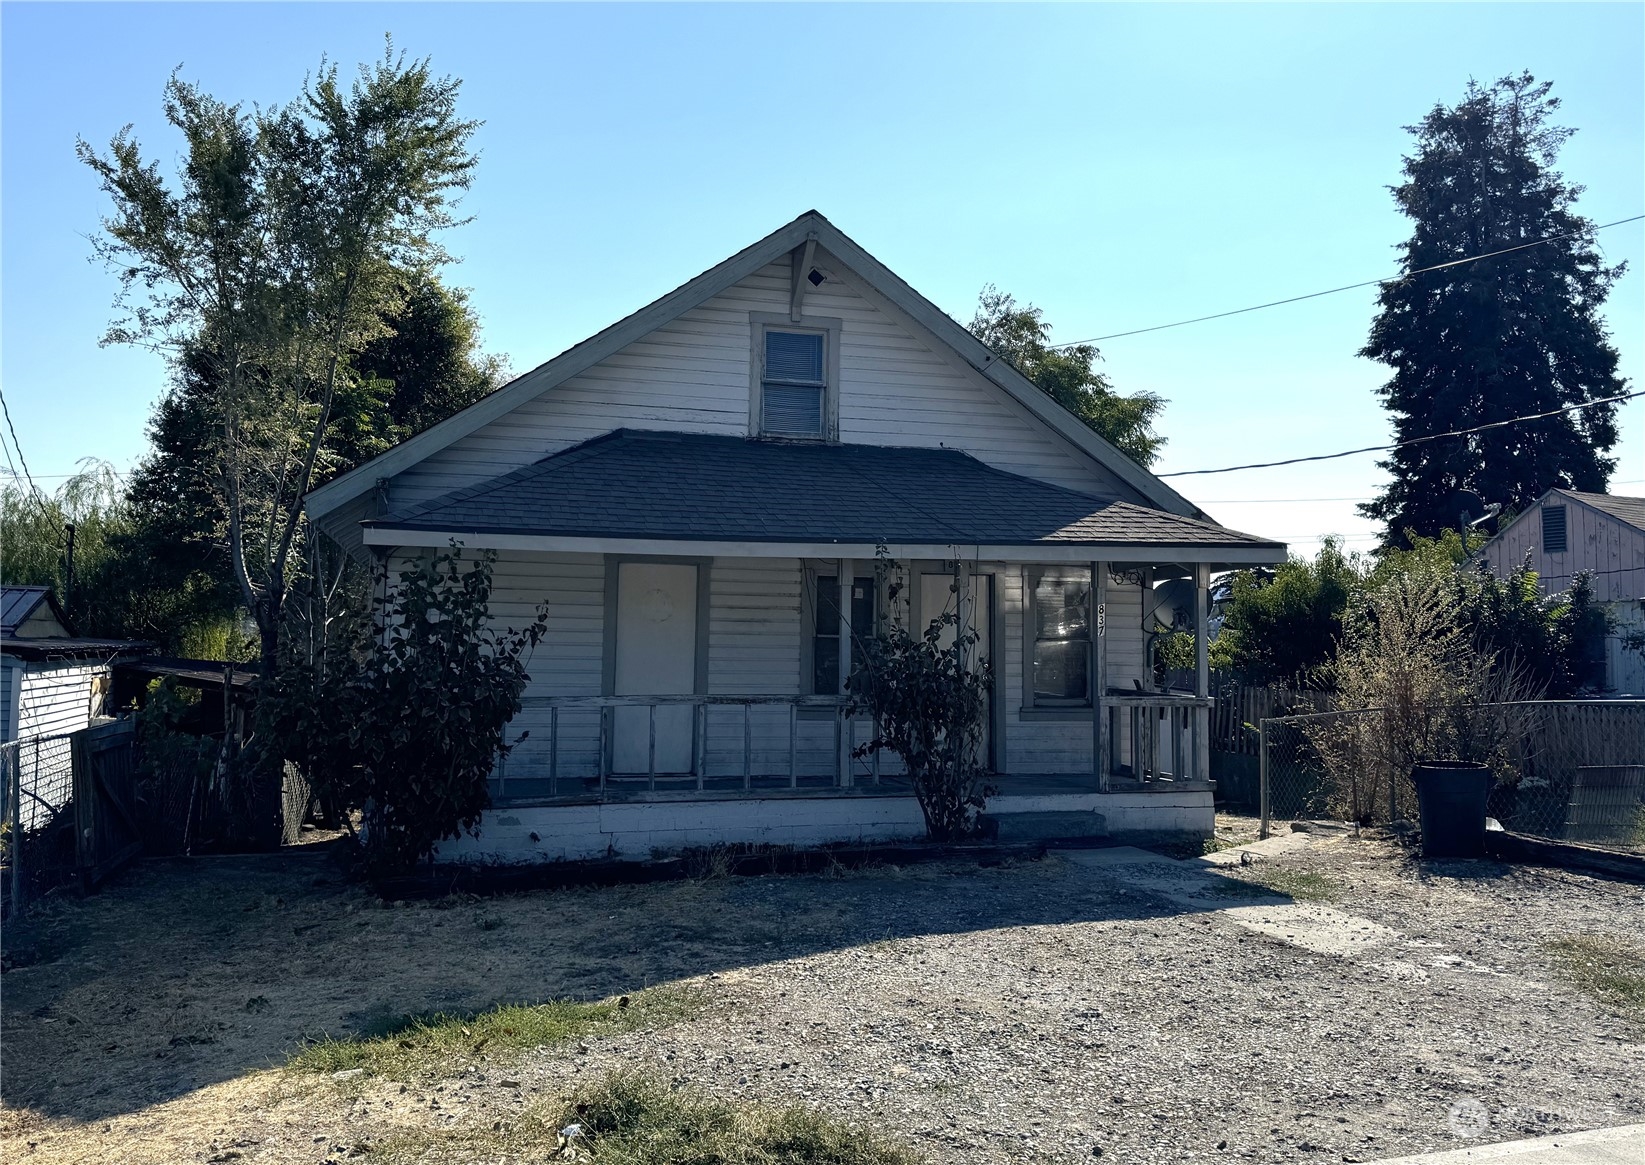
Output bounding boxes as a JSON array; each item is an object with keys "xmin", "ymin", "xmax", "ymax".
[{"xmin": 3, "ymin": 827, "xmax": 1641, "ymax": 1164}]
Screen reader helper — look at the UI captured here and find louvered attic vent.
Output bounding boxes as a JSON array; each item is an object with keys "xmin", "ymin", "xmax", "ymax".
[{"xmin": 1542, "ymin": 504, "xmax": 1568, "ymax": 554}]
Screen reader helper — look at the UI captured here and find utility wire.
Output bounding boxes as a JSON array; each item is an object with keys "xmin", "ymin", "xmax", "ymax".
[
  {"xmin": 0, "ymin": 387, "xmax": 66, "ymax": 539},
  {"xmin": 1051, "ymin": 214, "xmax": 1645, "ymax": 348},
  {"xmin": 1159, "ymin": 389, "xmax": 1644, "ymax": 478}
]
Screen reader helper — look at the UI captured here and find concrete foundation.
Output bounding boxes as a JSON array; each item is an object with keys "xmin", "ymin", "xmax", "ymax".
[{"xmin": 433, "ymin": 788, "xmax": 1214, "ymax": 864}]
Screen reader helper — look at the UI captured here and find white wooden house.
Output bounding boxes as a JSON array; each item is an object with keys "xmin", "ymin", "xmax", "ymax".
[
  {"xmin": 305, "ymin": 211, "xmax": 1286, "ymax": 862},
  {"xmin": 1478, "ymin": 489, "xmax": 1645, "ymax": 694},
  {"xmin": 1, "ymin": 586, "xmax": 148, "ymax": 745}
]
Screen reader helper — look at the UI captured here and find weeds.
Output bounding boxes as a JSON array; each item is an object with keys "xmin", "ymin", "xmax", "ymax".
[
  {"xmin": 1544, "ymin": 935, "xmax": 1645, "ymax": 1022},
  {"xmin": 362, "ymin": 1070, "xmax": 921, "ymax": 1164},
  {"xmin": 551, "ymin": 1069, "xmax": 921, "ymax": 1164},
  {"xmin": 289, "ymin": 987, "xmax": 697, "ymax": 1079}
]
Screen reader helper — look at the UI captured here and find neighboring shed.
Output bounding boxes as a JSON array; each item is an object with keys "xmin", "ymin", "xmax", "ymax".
[
  {"xmin": 0, "ymin": 586, "xmax": 151, "ymax": 743},
  {"xmin": 1477, "ymin": 489, "xmax": 1645, "ymax": 694},
  {"xmin": 1, "ymin": 586, "xmax": 72, "ymax": 640}
]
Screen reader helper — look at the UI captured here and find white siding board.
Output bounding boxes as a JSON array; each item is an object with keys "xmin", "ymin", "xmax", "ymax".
[
  {"xmin": 997, "ymin": 568, "xmax": 1149, "ymax": 775},
  {"xmin": 16, "ymin": 663, "xmax": 105, "ymax": 740},
  {"xmin": 1483, "ymin": 499, "xmax": 1645, "ymax": 606},
  {"xmin": 388, "ymin": 251, "xmax": 1141, "ymax": 511},
  {"xmin": 1, "ymin": 660, "xmax": 19, "ymax": 742}
]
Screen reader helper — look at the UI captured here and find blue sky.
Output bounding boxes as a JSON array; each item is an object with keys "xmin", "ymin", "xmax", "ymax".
[{"xmin": 2, "ymin": 2, "xmax": 1640, "ymax": 555}]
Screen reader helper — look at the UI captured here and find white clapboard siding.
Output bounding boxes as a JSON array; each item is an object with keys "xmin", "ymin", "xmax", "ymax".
[
  {"xmin": 15, "ymin": 663, "xmax": 105, "ymax": 740},
  {"xmin": 1606, "ymin": 605, "xmax": 1645, "ymax": 695},
  {"xmin": 1, "ymin": 660, "xmax": 19, "ymax": 742},
  {"xmin": 417, "ymin": 550, "xmax": 1174, "ymax": 787},
  {"xmin": 390, "ymin": 250, "xmax": 1138, "ymax": 510},
  {"xmin": 997, "ymin": 566, "xmax": 1148, "ymax": 775},
  {"xmin": 382, "ymin": 551, "xmax": 605, "ymax": 783},
  {"xmin": 1482, "ymin": 497, "xmax": 1645, "ymax": 605},
  {"xmin": 704, "ymin": 560, "xmax": 825, "ymax": 778}
]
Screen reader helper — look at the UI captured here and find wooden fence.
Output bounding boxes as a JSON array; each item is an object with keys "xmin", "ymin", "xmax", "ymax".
[{"xmin": 3, "ymin": 720, "xmax": 143, "ymax": 916}]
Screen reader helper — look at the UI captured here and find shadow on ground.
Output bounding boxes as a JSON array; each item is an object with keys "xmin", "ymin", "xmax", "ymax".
[{"xmin": 1, "ymin": 841, "xmax": 1203, "ymax": 1123}]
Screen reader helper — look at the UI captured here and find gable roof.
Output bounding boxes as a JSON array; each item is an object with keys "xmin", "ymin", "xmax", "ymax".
[
  {"xmin": 0, "ymin": 586, "xmax": 71, "ymax": 637},
  {"xmin": 1558, "ymin": 490, "xmax": 1645, "ymax": 534},
  {"xmin": 305, "ymin": 211, "xmax": 1200, "ymax": 525},
  {"xmin": 1477, "ymin": 487, "xmax": 1645, "ymax": 562},
  {"xmin": 365, "ymin": 430, "xmax": 1280, "ymax": 558}
]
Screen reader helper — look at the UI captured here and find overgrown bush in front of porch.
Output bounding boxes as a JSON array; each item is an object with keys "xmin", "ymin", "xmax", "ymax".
[
  {"xmin": 272, "ymin": 546, "xmax": 547, "ymax": 875},
  {"xmin": 845, "ymin": 560, "xmax": 993, "ymax": 843}
]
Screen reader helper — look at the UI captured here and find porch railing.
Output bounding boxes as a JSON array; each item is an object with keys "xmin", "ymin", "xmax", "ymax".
[
  {"xmin": 1104, "ymin": 694, "xmax": 1212, "ymax": 788},
  {"xmin": 502, "ymin": 694, "xmax": 891, "ymax": 800},
  {"xmin": 497, "ymin": 691, "xmax": 1214, "ymax": 802}
]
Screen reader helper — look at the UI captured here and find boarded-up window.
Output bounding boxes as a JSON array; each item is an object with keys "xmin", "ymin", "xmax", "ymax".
[
  {"xmin": 1542, "ymin": 505, "xmax": 1568, "ymax": 554},
  {"xmin": 761, "ymin": 330, "xmax": 826, "ymax": 437}
]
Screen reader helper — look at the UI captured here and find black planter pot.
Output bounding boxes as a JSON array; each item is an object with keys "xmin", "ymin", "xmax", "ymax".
[{"xmin": 1412, "ymin": 760, "xmax": 1492, "ymax": 859}]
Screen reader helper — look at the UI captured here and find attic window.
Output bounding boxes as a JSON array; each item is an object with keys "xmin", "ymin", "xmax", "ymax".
[
  {"xmin": 807, "ymin": 268, "xmax": 826, "ymax": 287},
  {"xmin": 1542, "ymin": 504, "xmax": 1568, "ymax": 554},
  {"xmin": 760, "ymin": 329, "xmax": 827, "ymax": 438}
]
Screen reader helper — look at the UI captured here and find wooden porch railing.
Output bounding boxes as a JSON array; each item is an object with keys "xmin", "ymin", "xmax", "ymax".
[
  {"xmin": 508, "ymin": 694, "xmax": 887, "ymax": 798},
  {"xmin": 502, "ymin": 692, "xmax": 1214, "ymax": 802},
  {"xmin": 1104, "ymin": 694, "xmax": 1213, "ymax": 789}
]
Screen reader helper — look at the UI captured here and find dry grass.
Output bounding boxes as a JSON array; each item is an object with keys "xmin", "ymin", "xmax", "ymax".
[
  {"xmin": 1209, "ymin": 867, "xmax": 1343, "ymax": 902},
  {"xmin": 1543, "ymin": 934, "xmax": 1645, "ymax": 1023},
  {"xmin": 366, "ymin": 1068, "xmax": 922, "ymax": 1165},
  {"xmin": 289, "ymin": 987, "xmax": 698, "ymax": 1079}
]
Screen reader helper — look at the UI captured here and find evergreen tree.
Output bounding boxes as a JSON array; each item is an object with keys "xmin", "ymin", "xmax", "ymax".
[
  {"xmin": 968, "ymin": 286, "xmax": 1166, "ymax": 466},
  {"xmin": 1360, "ymin": 73, "xmax": 1627, "ymax": 546}
]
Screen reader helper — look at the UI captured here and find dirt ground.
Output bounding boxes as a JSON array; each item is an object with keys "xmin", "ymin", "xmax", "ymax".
[{"xmin": 2, "ymin": 826, "xmax": 1642, "ymax": 1164}]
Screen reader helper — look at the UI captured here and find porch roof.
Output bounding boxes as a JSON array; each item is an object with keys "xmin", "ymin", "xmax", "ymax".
[{"xmin": 364, "ymin": 431, "xmax": 1284, "ymax": 563}]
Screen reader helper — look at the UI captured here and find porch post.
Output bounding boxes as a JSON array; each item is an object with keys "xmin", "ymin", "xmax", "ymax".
[
  {"xmin": 1093, "ymin": 560, "xmax": 1108, "ymax": 793},
  {"xmin": 838, "ymin": 560, "xmax": 853, "ymax": 788},
  {"xmin": 1194, "ymin": 562, "xmax": 1211, "ymax": 785}
]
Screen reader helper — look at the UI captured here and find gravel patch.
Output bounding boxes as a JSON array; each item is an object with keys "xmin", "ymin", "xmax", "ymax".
[{"xmin": 3, "ymin": 831, "xmax": 1642, "ymax": 1164}]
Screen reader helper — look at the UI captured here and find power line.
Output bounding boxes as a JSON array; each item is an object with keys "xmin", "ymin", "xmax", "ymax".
[
  {"xmin": 1050, "ymin": 214, "xmax": 1645, "ymax": 348},
  {"xmin": 0, "ymin": 388, "xmax": 66, "ymax": 540},
  {"xmin": 1160, "ymin": 389, "xmax": 1643, "ymax": 479},
  {"xmin": 1198, "ymin": 495, "xmax": 1375, "ymax": 505}
]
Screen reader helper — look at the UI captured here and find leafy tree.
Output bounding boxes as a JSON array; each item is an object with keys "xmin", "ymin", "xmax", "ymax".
[
  {"xmin": 968, "ymin": 287, "xmax": 1166, "ymax": 466},
  {"xmin": 1374, "ymin": 530, "xmax": 1605, "ymax": 697},
  {"xmin": 1213, "ymin": 528, "xmax": 1606, "ymax": 698},
  {"xmin": 1360, "ymin": 73, "xmax": 1627, "ymax": 546},
  {"xmin": 352, "ymin": 269, "xmax": 506, "ymax": 451},
  {"xmin": 81, "ymin": 46, "xmax": 481, "ymax": 828},
  {"xmin": 271, "ymin": 548, "xmax": 547, "ymax": 875},
  {"xmin": 1213, "ymin": 538, "xmax": 1363, "ymax": 685},
  {"xmin": 1, "ymin": 463, "xmax": 237, "ymax": 653},
  {"xmin": 112, "ymin": 268, "xmax": 504, "ymax": 659}
]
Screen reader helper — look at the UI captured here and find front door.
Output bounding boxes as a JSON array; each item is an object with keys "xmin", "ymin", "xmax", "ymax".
[
  {"xmin": 918, "ymin": 571, "xmax": 993, "ymax": 770},
  {"xmin": 613, "ymin": 561, "xmax": 698, "ymax": 774}
]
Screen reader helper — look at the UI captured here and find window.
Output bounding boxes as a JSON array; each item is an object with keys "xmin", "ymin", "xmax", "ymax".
[
  {"xmin": 1542, "ymin": 505, "xmax": 1568, "ymax": 554},
  {"xmin": 761, "ymin": 329, "xmax": 827, "ymax": 438},
  {"xmin": 1030, "ymin": 568, "xmax": 1092, "ymax": 707},
  {"xmin": 811, "ymin": 574, "xmax": 876, "ymax": 694}
]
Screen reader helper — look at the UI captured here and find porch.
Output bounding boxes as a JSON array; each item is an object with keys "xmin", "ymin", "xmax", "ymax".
[{"xmin": 487, "ymin": 690, "xmax": 1214, "ymax": 803}]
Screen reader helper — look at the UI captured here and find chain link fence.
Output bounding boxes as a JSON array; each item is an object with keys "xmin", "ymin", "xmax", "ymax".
[
  {"xmin": 2, "ymin": 734, "xmax": 82, "ymax": 915},
  {"xmin": 1259, "ymin": 700, "xmax": 1645, "ymax": 854}
]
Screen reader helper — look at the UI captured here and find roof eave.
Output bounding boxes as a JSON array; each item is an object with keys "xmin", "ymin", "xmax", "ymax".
[{"xmin": 359, "ymin": 525, "xmax": 1286, "ymax": 565}]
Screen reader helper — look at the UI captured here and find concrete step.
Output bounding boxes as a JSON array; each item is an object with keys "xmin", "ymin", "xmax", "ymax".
[{"xmin": 983, "ymin": 809, "xmax": 1108, "ymax": 842}]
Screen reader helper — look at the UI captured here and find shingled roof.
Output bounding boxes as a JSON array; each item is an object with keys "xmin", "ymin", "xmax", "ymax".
[
  {"xmin": 367, "ymin": 430, "xmax": 1280, "ymax": 552},
  {"xmin": 1560, "ymin": 490, "xmax": 1645, "ymax": 534}
]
